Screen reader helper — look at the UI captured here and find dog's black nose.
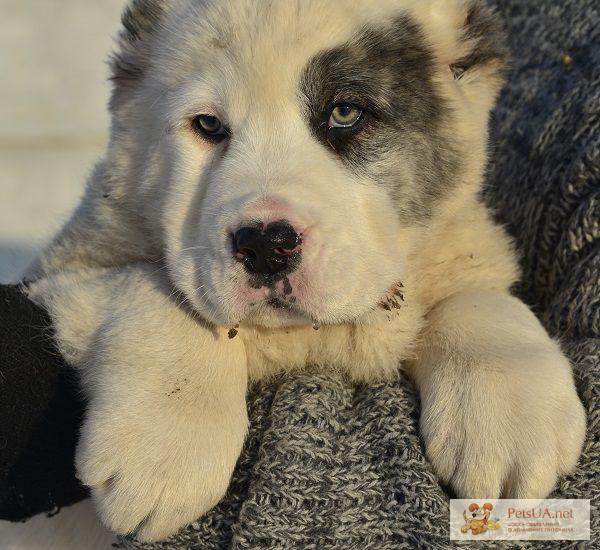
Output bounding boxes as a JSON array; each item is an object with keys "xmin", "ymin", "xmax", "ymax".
[{"xmin": 233, "ymin": 221, "xmax": 300, "ymax": 275}]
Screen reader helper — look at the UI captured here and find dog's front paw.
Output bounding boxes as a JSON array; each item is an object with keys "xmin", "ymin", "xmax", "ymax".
[
  {"xmin": 414, "ymin": 291, "xmax": 587, "ymax": 499},
  {"xmin": 419, "ymin": 351, "xmax": 586, "ymax": 499},
  {"xmin": 76, "ymin": 397, "xmax": 247, "ymax": 542}
]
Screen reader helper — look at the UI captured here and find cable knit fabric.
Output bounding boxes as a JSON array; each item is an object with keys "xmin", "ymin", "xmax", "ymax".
[{"xmin": 123, "ymin": 1, "xmax": 599, "ymax": 548}]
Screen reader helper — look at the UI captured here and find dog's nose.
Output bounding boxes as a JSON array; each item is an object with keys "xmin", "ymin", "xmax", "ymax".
[{"xmin": 233, "ymin": 221, "xmax": 300, "ymax": 275}]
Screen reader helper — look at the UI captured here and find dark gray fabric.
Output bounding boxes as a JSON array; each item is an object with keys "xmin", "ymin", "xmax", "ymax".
[{"xmin": 123, "ymin": 1, "xmax": 599, "ymax": 548}]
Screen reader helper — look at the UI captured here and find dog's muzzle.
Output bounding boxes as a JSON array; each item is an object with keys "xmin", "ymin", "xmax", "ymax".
[{"xmin": 233, "ymin": 220, "xmax": 301, "ymax": 277}]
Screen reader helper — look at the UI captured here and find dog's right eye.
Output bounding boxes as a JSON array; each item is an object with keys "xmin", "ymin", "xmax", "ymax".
[{"xmin": 191, "ymin": 114, "xmax": 229, "ymax": 142}]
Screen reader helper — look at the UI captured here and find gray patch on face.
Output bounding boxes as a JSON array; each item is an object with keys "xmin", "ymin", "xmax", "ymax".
[{"xmin": 299, "ymin": 15, "xmax": 462, "ymax": 221}]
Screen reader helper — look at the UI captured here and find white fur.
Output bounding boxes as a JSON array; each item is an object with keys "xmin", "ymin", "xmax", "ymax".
[
  {"xmin": 31, "ymin": 266, "xmax": 248, "ymax": 542},
  {"xmin": 408, "ymin": 290, "xmax": 585, "ymax": 499},
  {"xmin": 26, "ymin": 0, "xmax": 586, "ymax": 541}
]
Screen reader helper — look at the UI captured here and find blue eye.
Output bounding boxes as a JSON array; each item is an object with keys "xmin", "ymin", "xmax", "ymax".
[{"xmin": 192, "ymin": 114, "xmax": 229, "ymax": 141}]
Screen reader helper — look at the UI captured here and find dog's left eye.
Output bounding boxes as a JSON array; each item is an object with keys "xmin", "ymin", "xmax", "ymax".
[
  {"xmin": 191, "ymin": 114, "xmax": 229, "ymax": 142},
  {"xmin": 328, "ymin": 104, "xmax": 363, "ymax": 128}
]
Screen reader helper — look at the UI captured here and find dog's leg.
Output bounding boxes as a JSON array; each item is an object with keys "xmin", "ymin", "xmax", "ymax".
[
  {"xmin": 28, "ymin": 265, "xmax": 248, "ymax": 542},
  {"xmin": 409, "ymin": 290, "xmax": 585, "ymax": 499}
]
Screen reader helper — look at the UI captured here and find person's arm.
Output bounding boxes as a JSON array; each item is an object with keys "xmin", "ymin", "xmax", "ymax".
[{"xmin": 0, "ymin": 284, "xmax": 87, "ymax": 521}]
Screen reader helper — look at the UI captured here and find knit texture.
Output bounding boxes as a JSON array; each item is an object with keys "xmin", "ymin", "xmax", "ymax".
[{"xmin": 123, "ymin": 0, "xmax": 600, "ymax": 547}]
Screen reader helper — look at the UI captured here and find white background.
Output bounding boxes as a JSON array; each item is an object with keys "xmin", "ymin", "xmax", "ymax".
[{"xmin": 0, "ymin": 0, "xmax": 126, "ymax": 282}]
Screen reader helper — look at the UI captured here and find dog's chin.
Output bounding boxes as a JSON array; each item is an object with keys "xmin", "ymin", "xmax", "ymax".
[
  {"xmin": 187, "ymin": 283, "xmax": 395, "ymax": 329},
  {"xmin": 187, "ymin": 290, "xmax": 315, "ymax": 329},
  {"xmin": 211, "ymin": 296, "xmax": 383, "ymax": 330},
  {"xmin": 243, "ymin": 300, "xmax": 314, "ymax": 328},
  {"xmin": 182, "ymin": 268, "xmax": 397, "ymax": 329}
]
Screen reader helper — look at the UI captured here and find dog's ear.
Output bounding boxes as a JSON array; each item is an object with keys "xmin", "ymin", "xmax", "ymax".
[
  {"xmin": 469, "ymin": 503, "xmax": 479, "ymax": 512},
  {"xmin": 109, "ymin": 0, "xmax": 171, "ymax": 103},
  {"xmin": 483, "ymin": 503, "xmax": 493, "ymax": 511},
  {"xmin": 417, "ymin": 0, "xmax": 508, "ymax": 99},
  {"xmin": 448, "ymin": 1, "xmax": 508, "ymax": 87}
]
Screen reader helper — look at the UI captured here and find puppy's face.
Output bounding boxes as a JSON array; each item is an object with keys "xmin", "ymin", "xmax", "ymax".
[{"xmin": 109, "ymin": 0, "xmax": 506, "ymax": 327}]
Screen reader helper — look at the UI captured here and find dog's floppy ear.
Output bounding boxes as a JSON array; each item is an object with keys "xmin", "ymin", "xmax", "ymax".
[
  {"xmin": 109, "ymin": 0, "xmax": 171, "ymax": 102},
  {"xmin": 469, "ymin": 503, "xmax": 479, "ymax": 512},
  {"xmin": 448, "ymin": 1, "xmax": 508, "ymax": 86},
  {"xmin": 417, "ymin": 0, "xmax": 508, "ymax": 99},
  {"xmin": 483, "ymin": 503, "xmax": 493, "ymax": 511}
]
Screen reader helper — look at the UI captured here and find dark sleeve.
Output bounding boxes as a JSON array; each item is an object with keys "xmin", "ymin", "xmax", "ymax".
[{"xmin": 0, "ymin": 284, "xmax": 88, "ymax": 521}]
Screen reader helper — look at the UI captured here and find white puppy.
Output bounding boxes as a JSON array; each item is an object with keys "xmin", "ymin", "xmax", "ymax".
[{"xmin": 26, "ymin": 0, "xmax": 586, "ymax": 542}]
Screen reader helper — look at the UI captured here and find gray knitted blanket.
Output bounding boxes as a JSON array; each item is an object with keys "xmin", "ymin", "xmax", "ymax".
[{"xmin": 124, "ymin": 1, "xmax": 599, "ymax": 548}]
